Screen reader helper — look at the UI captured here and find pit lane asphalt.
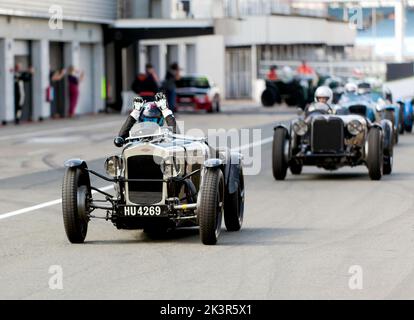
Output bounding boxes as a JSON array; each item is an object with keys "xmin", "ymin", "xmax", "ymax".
[{"xmin": 1, "ymin": 103, "xmax": 414, "ymax": 299}]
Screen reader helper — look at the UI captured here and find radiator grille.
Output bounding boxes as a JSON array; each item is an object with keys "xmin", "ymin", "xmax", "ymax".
[
  {"xmin": 311, "ymin": 118, "xmax": 344, "ymax": 153},
  {"xmin": 126, "ymin": 155, "xmax": 163, "ymax": 205}
]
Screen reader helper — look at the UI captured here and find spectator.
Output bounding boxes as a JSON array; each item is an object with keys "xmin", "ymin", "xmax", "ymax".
[
  {"xmin": 296, "ymin": 60, "xmax": 315, "ymax": 76},
  {"xmin": 67, "ymin": 66, "xmax": 84, "ymax": 118},
  {"xmin": 131, "ymin": 63, "xmax": 159, "ymax": 101},
  {"xmin": 267, "ymin": 65, "xmax": 278, "ymax": 81},
  {"xmin": 162, "ymin": 62, "xmax": 181, "ymax": 112},
  {"xmin": 49, "ymin": 67, "xmax": 66, "ymax": 118},
  {"xmin": 13, "ymin": 63, "xmax": 34, "ymax": 125}
]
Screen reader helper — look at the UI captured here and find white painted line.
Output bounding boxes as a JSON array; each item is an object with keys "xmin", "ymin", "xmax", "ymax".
[
  {"xmin": 234, "ymin": 136, "xmax": 273, "ymax": 152},
  {"xmin": 0, "ymin": 185, "xmax": 114, "ymax": 221},
  {"xmin": 0, "ymin": 120, "xmax": 121, "ymax": 142},
  {"xmin": 0, "ymin": 136, "xmax": 273, "ymax": 221}
]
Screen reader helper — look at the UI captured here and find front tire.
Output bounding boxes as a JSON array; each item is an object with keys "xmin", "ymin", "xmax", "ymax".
[
  {"xmin": 224, "ymin": 167, "xmax": 245, "ymax": 232},
  {"xmin": 62, "ymin": 168, "xmax": 90, "ymax": 243},
  {"xmin": 367, "ymin": 128, "xmax": 383, "ymax": 180},
  {"xmin": 272, "ymin": 128, "xmax": 289, "ymax": 180},
  {"xmin": 199, "ymin": 169, "xmax": 225, "ymax": 245}
]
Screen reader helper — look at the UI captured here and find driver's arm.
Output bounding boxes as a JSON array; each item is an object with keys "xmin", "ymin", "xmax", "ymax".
[
  {"xmin": 118, "ymin": 97, "xmax": 144, "ymax": 139},
  {"xmin": 155, "ymin": 92, "xmax": 179, "ymax": 134}
]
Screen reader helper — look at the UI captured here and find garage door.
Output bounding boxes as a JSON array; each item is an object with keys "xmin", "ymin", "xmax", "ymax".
[
  {"xmin": 225, "ymin": 48, "xmax": 251, "ymax": 99},
  {"xmin": 77, "ymin": 44, "xmax": 94, "ymax": 114}
]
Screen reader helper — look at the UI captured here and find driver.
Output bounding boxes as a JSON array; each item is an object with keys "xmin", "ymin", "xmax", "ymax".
[
  {"xmin": 304, "ymin": 86, "xmax": 334, "ymax": 115},
  {"xmin": 344, "ymin": 82, "xmax": 358, "ymax": 94},
  {"xmin": 118, "ymin": 92, "xmax": 178, "ymax": 140},
  {"xmin": 314, "ymin": 86, "xmax": 333, "ymax": 104}
]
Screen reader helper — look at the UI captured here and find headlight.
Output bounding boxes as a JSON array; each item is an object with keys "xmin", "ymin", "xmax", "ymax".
[
  {"xmin": 292, "ymin": 120, "xmax": 308, "ymax": 136},
  {"xmin": 347, "ymin": 120, "xmax": 364, "ymax": 135},
  {"xmin": 161, "ymin": 156, "xmax": 183, "ymax": 178},
  {"xmin": 104, "ymin": 156, "xmax": 123, "ymax": 177}
]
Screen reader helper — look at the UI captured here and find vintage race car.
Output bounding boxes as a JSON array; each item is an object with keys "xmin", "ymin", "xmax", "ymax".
[
  {"xmin": 339, "ymin": 91, "xmax": 400, "ymax": 145},
  {"xmin": 261, "ymin": 74, "xmax": 316, "ymax": 109},
  {"xmin": 62, "ymin": 122, "xmax": 245, "ymax": 245},
  {"xmin": 272, "ymin": 102, "xmax": 393, "ymax": 181}
]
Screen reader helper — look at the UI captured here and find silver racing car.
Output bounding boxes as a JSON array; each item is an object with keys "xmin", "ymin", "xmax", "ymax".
[{"xmin": 62, "ymin": 122, "xmax": 245, "ymax": 245}]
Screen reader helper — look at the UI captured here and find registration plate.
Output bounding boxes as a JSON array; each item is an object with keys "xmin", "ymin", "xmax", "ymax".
[
  {"xmin": 123, "ymin": 205, "xmax": 165, "ymax": 217},
  {"xmin": 179, "ymin": 97, "xmax": 192, "ymax": 103}
]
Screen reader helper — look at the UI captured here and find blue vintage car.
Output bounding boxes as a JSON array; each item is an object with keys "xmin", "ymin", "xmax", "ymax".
[
  {"xmin": 337, "ymin": 92, "xmax": 395, "ymax": 160},
  {"xmin": 396, "ymin": 98, "xmax": 414, "ymax": 133}
]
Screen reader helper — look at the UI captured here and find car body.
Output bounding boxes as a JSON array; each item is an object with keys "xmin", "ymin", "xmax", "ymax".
[
  {"xmin": 272, "ymin": 102, "xmax": 393, "ymax": 181},
  {"xmin": 62, "ymin": 122, "xmax": 244, "ymax": 245},
  {"xmin": 175, "ymin": 75, "xmax": 220, "ymax": 113}
]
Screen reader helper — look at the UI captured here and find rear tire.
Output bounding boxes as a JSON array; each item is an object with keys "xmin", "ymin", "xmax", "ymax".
[
  {"xmin": 224, "ymin": 167, "xmax": 245, "ymax": 232},
  {"xmin": 367, "ymin": 128, "xmax": 383, "ymax": 180},
  {"xmin": 198, "ymin": 169, "xmax": 224, "ymax": 245},
  {"xmin": 272, "ymin": 128, "xmax": 289, "ymax": 180},
  {"xmin": 62, "ymin": 168, "xmax": 90, "ymax": 243}
]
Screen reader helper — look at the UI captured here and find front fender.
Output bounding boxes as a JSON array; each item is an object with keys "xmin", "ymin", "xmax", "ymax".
[
  {"xmin": 274, "ymin": 123, "xmax": 290, "ymax": 136},
  {"xmin": 64, "ymin": 159, "xmax": 88, "ymax": 169},
  {"xmin": 63, "ymin": 159, "xmax": 91, "ymax": 193},
  {"xmin": 204, "ymin": 158, "xmax": 223, "ymax": 169}
]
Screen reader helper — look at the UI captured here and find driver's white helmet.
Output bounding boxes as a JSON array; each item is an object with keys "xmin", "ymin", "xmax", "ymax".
[
  {"xmin": 314, "ymin": 86, "xmax": 333, "ymax": 104},
  {"xmin": 344, "ymin": 82, "xmax": 358, "ymax": 93}
]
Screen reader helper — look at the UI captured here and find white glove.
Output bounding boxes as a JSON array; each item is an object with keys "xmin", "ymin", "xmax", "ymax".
[
  {"xmin": 155, "ymin": 92, "xmax": 173, "ymax": 118},
  {"xmin": 155, "ymin": 92, "xmax": 168, "ymax": 111},
  {"xmin": 133, "ymin": 96, "xmax": 145, "ymax": 111},
  {"xmin": 130, "ymin": 97, "xmax": 144, "ymax": 120}
]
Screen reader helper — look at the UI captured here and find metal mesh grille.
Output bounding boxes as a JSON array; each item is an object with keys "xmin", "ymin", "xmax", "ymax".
[
  {"xmin": 127, "ymin": 155, "xmax": 163, "ymax": 205},
  {"xmin": 311, "ymin": 118, "xmax": 344, "ymax": 153}
]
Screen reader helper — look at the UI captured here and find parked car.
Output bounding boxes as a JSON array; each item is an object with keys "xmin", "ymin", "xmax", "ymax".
[
  {"xmin": 62, "ymin": 122, "xmax": 245, "ymax": 245},
  {"xmin": 175, "ymin": 75, "xmax": 221, "ymax": 113},
  {"xmin": 272, "ymin": 102, "xmax": 393, "ymax": 181}
]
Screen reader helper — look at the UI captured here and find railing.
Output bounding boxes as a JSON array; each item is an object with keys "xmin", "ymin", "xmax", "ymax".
[
  {"xmin": 223, "ymin": 0, "xmax": 325, "ymax": 18},
  {"xmin": 259, "ymin": 60, "xmax": 387, "ymax": 79}
]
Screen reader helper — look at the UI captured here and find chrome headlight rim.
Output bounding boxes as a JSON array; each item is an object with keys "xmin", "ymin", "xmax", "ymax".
[
  {"xmin": 347, "ymin": 119, "xmax": 364, "ymax": 136},
  {"xmin": 104, "ymin": 155, "xmax": 123, "ymax": 177},
  {"xmin": 292, "ymin": 119, "xmax": 308, "ymax": 136}
]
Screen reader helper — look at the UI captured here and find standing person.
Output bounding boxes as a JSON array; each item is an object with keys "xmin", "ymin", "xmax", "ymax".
[
  {"xmin": 67, "ymin": 66, "xmax": 84, "ymax": 118},
  {"xmin": 131, "ymin": 63, "xmax": 159, "ymax": 101},
  {"xmin": 49, "ymin": 68, "xmax": 66, "ymax": 118},
  {"xmin": 13, "ymin": 63, "xmax": 34, "ymax": 125},
  {"xmin": 296, "ymin": 60, "xmax": 315, "ymax": 76},
  {"xmin": 162, "ymin": 62, "xmax": 181, "ymax": 112},
  {"xmin": 267, "ymin": 65, "xmax": 278, "ymax": 81}
]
